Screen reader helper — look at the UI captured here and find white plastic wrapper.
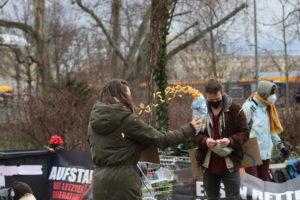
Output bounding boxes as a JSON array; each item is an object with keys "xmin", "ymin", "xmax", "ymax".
[{"xmin": 191, "ymin": 94, "xmax": 208, "ymax": 134}]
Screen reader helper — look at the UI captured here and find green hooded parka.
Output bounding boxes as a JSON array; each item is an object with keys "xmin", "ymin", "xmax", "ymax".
[{"xmin": 88, "ymin": 101, "xmax": 195, "ymax": 200}]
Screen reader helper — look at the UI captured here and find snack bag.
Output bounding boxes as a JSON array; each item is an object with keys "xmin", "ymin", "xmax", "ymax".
[{"xmin": 191, "ymin": 93, "xmax": 207, "ymax": 134}]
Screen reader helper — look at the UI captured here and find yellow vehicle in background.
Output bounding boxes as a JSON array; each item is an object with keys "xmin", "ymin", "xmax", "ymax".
[{"xmin": 0, "ymin": 86, "xmax": 13, "ymax": 106}]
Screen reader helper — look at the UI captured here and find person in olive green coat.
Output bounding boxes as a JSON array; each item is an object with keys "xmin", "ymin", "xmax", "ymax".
[{"xmin": 88, "ymin": 79, "xmax": 202, "ymax": 200}]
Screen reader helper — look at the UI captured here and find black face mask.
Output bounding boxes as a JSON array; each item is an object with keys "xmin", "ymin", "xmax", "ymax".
[{"xmin": 209, "ymin": 100, "xmax": 222, "ymax": 109}]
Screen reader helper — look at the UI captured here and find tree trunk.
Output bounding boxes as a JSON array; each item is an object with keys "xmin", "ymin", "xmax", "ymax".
[
  {"xmin": 34, "ymin": 0, "xmax": 51, "ymax": 89},
  {"xmin": 283, "ymin": 23, "xmax": 290, "ymax": 109},
  {"xmin": 282, "ymin": 3, "xmax": 290, "ymax": 110},
  {"xmin": 148, "ymin": 0, "xmax": 170, "ymax": 129},
  {"xmin": 14, "ymin": 61, "xmax": 21, "ymax": 99},
  {"xmin": 109, "ymin": 0, "xmax": 121, "ymax": 78},
  {"xmin": 54, "ymin": 49, "xmax": 60, "ymax": 82},
  {"xmin": 26, "ymin": 65, "xmax": 33, "ymax": 94},
  {"xmin": 209, "ymin": 12, "xmax": 217, "ymax": 78}
]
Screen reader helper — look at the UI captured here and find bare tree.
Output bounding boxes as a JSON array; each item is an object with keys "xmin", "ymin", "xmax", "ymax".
[
  {"xmin": 165, "ymin": 3, "xmax": 247, "ymax": 60},
  {"xmin": 0, "ymin": 43, "xmax": 36, "ymax": 94},
  {"xmin": 0, "ymin": 0, "xmax": 51, "ymax": 89},
  {"xmin": 74, "ymin": 0, "xmax": 247, "ymax": 129},
  {"xmin": 75, "ymin": 0, "xmax": 247, "ymax": 80},
  {"xmin": 260, "ymin": 0, "xmax": 299, "ymax": 108},
  {"xmin": 47, "ymin": 1, "xmax": 80, "ymax": 82}
]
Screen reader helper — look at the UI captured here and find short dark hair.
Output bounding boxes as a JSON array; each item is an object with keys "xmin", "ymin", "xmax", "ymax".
[{"xmin": 204, "ymin": 79, "xmax": 223, "ymax": 94}]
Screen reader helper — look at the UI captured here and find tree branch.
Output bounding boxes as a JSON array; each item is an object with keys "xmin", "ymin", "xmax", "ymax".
[
  {"xmin": 0, "ymin": 43, "xmax": 27, "ymax": 65},
  {"xmin": 263, "ymin": 49, "xmax": 283, "ymax": 73},
  {"xmin": 0, "ymin": 19, "xmax": 36, "ymax": 38},
  {"xmin": 255, "ymin": 8, "xmax": 300, "ymax": 26},
  {"xmin": 0, "ymin": 0, "xmax": 9, "ymax": 9},
  {"xmin": 166, "ymin": 0, "xmax": 178, "ymax": 33},
  {"xmin": 166, "ymin": 3, "xmax": 247, "ymax": 60},
  {"xmin": 75, "ymin": 0, "xmax": 128, "ymax": 68},
  {"xmin": 127, "ymin": 7, "xmax": 150, "ymax": 65},
  {"xmin": 0, "ymin": 43, "xmax": 38, "ymax": 65},
  {"xmin": 173, "ymin": 10, "xmax": 192, "ymax": 18},
  {"xmin": 167, "ymin": 21, "xmax": 198, "ymax": 46}
]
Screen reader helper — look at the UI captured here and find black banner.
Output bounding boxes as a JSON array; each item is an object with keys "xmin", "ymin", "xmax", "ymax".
[
  {"xmin": 1, "ymin": 149, "xmax": 300, "ymax": 200},
  {"xmin": 48, "ymin": 150, "xmax": 94, "ymax": 200},
  {"xmin": 0, "ymin": 149, "xmax": 55, "ymax": 199},
  {"xmin": 0, "ymin": 149, "xmax": 95, "ymax": 200}
]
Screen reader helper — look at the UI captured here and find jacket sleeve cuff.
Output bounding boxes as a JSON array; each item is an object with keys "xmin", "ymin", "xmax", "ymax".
[
  {"xmin": 182, "ymin": 123, "xmax": 196, "ymax": 137},
  {"xmin": 277, "ymin": 142, "xmax": 285, "ymax": 149},
  {"xmin": 203, "ymin": 138, "xmax": 208, "ymax": 148},
  {"xmin": 192, "ymin": 135, "xmax": 208, "ymax": 148},
  {"xmin": 228, "ymin": 138, "xmax": 234, "ymax": 147}
]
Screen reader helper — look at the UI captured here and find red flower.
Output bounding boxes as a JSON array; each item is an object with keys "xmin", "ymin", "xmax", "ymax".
[{"xmin": 49, "ymin": 135, "xmax": 64, "ymax": 147}]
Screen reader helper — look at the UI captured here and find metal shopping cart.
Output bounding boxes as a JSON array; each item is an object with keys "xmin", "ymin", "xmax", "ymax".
[{"xmin": 139, "ymin": 154, "xmax": 192, "ymax": 200}]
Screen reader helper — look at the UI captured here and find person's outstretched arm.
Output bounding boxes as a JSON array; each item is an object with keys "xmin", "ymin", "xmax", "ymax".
[{"xmin": 122, "ymin": 113, "xmax": 199, "ymax": 149}]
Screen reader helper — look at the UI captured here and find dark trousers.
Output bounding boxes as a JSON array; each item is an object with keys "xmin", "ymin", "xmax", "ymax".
[
  {"xmin": 245, "ymin": 159, "xmax": 270, "ymax": 181},
  {"xmin": 203, "ymin": 169, "xmax": 240, "ymax": 200}
]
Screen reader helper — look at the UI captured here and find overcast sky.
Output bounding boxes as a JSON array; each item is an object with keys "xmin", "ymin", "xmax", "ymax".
[
  {"xmin": 1, "ymin": 0, "xmax": 299, "ymax": 55},
  {"xmin": 236, "ymin": 0, "xmax": 300, "ymax": 55}
]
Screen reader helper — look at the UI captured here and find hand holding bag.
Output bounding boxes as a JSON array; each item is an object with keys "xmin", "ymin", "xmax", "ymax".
[{"xmin": 210, "ymin": 142, "xmax": 233, "ymax": 157}]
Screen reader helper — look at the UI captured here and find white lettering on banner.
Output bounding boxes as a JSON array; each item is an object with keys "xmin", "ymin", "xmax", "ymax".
[
  {"xmin": 253, "ymin": 189, "xmax": 264, "ymax": 200},
  {"xmin": 295, "ymin": 190, "xmax": 300, "ymax": 200},
  {"xmin": 48, "ymin": 167, "xmax": 57, "ymax": 180},
  {"xmin": 286, "ymin": 191, "xmax": 294, "ymax": 200},
  {"xmin": 264, "ymin": 192, "xmax": 273, "ymax": 200},
  {"xmin": 220, "ymin": 183, "xmax": 225, "ymax": 198},
  {"xmin": 195, "ymin": 181, "xmax": 225, "ymax": 198},
  {"xmin": 68, "ymin": 168, "xmax": 77, "ymax": 182},
  {"xmin": 48, "ymin": 166, "xmax": 93, "ymax": 184},
  {"xmin": 56, "ymin": 167, "xmax": 65, "ymax": 180},
  {"xmin": 274, "ymin": 193, "xmax": 284, "ymax": 200},
  {"xmin": 82, "ymin": 169, "xmax": 90, "ymax": 183},
  {"xmin": 62, "ymin": 168, "xmax": 71, "ymax": 180},
  {"xmin": 195, "ymin": 181, "xmax": 300, "ymax": 199},
  {"xmin": 77, "ymin": 168, "xmax": 85, "ymax": 183},
  {"xmin": 251, "ymin": 190, "xmax": 300, "ymax": 200},
  {"xmin": 196, "ymin": 181, "xmax": 205, "ymax": 197},
  {"xmin": 240, "ymin": 186, "xmax": 247, "ymax": 199}
]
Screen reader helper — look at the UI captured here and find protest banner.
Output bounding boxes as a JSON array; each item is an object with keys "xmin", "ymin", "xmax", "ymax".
[{"xmin": 172, "ymin": 169, "xmax": 300, "ymax": 200}]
